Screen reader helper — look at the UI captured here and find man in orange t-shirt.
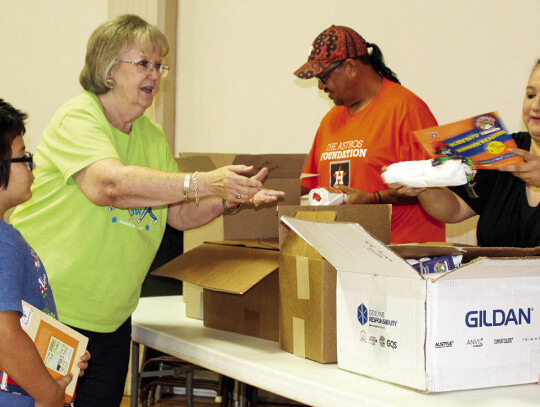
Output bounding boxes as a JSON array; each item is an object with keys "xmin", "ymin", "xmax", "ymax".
[{"xmin": 295, "ymin": 25, "xmax": 445, "ymax": 243}]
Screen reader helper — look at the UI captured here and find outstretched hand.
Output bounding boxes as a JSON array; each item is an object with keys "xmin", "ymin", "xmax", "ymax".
[
  {"xmin": 204, "ymin": 165, "xmax": 263, "ymax": 202},
  {"xmin": 249, "ymin": 188, "xmax": 286, "ymax": 207},
  {"xmin": 499, "ymin": 148, "xmax": 540, "ymax": 187},
  {"xmin": 222, "ymin": 167, "xmax": 286, "ymax": 207}
]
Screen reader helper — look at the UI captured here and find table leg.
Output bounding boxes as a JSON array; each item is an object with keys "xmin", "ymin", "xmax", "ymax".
[
  {"xmin": 238, "ymin": 381, "xmax": 247, "ymax": 407},
  {"xmin": 232, "ymin": 380, "xmax": 248, "ymax": 407},
  {"xmin": 186, "ymin": 369, "xmax": 194, "ymax": 407},
  {"xmin": 131, "ymin": 341, "xmax": 140, "ymax": 407}
]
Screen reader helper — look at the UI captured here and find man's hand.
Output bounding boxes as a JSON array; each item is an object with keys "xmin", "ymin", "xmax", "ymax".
[{"xmin": 334, "ymin": 185, "xmax": 373, "ymax": 204}]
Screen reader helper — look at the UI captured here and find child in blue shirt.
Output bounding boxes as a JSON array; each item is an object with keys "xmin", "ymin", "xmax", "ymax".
[{"xmin": 0, "ymin": 99, "xmax": 89, "ymax": 407}]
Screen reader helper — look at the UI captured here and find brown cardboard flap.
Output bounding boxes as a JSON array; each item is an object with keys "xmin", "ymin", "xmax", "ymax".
[
  {"xmin": 278, "ymin": 204, "xmax": 392, "ymax": 249},
  {"xmin": 233, "ymin": 154, "xmax": 306, "ymax": 179},
  {"xmin": 207, "ymin": 239, "xmax": 279, "ymax": 250},
  {"xmin": 391, "ymin": 244, "xmax": 540, "ymax": 263},
  {"xmin": 151, "ymin": 243, "xmax": 279, "ymax": 294},
  {"xmin": 177, "ymin": 153, "xmax": 307, "ymax": 179},
  {"xmin": 177, "ymin": 153, "xmax": 236, "ymax": 170},
  {"xmin": 179, "ymin": 153, "xmax": 306, "ymax": 243},
  {"xmin": 175, "ymin": 155, "xmax": 219, "ymax": 172},
  {"xmin": 281, "ymin": 211, "xmax": 337, "ymax": 259}
]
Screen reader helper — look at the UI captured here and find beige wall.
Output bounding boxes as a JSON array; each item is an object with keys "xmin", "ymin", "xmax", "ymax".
[
  {"xmin": 2, "ymin": 1, "xmax": 539, "ymax": 244},
  {"xmin": 176, "ymin": 0, "xmax": 540, "ymax": 155},
  {"xmin": 0, "ymin": 0, "xmax": 108, "ymax": 153},
  {"xmin": 3, "ymin": 1, "xmax": 538, "ymax": 156}
]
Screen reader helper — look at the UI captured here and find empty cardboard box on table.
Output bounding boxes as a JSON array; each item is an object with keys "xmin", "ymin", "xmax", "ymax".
[
  {"xmin": 177, "ymin": 153, "xmax": 306, "ymax": 248},
  {"xmin": 176, "ymin": 153, "xmax": 306, "ymax": 319},
  {"xmin": 277, "ymin": 205, "xmax": 391, "ymax": 363},
  {"xmin": 152, "ymin": 239, "xmax": 280, "ymax": 341},
  {"xmin": 281, "ymin": 216, "xmax": 540, "ymax": 392}
]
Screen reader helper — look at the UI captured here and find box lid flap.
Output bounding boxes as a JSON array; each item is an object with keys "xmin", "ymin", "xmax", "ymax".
[
  {"xmin": 391, "ymin": 244, "xmax": 540, "ymax": 262},
  {"xmin": 208, "ymin": 239, "xmax": 279, "ymax": 250},
  {"xmin": 280, "ymin": 216, "xmax": 420, "ymax": 279},
  {"xmin": 175, "ymin": 155, "xmax": 218, "ymax": 172},
  {"xmin": 177, "ymin": 153, "xmax": 237, "ymax": 170},
  {"xmin": 233, "ymin": 154, "xmax": 306, "ymax": 178},
  {"xmin": 281, "ymin": 211, "xmax": 337, "ymax": 258},
  {"xmin": 278, "ymin": 204, "xmax": 391, "ymax": 249},
  {"xmin": 151, "ymin": 243, "xmax": 279, "ymax": 294},
  {"xmin": 439, "ymin": 257, "xmax": 540, "ymax": 280}
]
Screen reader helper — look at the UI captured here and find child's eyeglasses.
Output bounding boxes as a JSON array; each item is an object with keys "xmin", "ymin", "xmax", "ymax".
[{"xmin": 10, "ymin": 152, "xmax": 34, "ymax": 171}]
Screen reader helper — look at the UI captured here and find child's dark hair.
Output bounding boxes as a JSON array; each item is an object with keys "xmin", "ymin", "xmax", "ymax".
[{"xmin": 0, "ymin": 99, "xmax": 28, "ymax": 189}]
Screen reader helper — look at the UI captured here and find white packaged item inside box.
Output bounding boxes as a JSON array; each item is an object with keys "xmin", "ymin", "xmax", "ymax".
[{"xmin": 280, "ymin": 216, "xmax": 540, "ymax": 393}]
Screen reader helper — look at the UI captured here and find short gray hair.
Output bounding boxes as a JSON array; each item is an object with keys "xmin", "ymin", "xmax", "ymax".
[{"xmin": 79, "ymin": 14, "xmax": 169, "ymax": 94}]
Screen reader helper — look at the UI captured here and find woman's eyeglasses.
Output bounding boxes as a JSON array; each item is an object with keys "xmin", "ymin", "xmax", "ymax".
[
  {"xmin": 119, "ymin": 60, "xmax": 169, "ymax": 78},
  {"xmin": 10, "ymin": 151, "xmax": 34, "ymax": 171}
]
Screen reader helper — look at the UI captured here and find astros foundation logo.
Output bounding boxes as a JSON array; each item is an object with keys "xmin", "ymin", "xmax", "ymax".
[{"xmin": 330, "ymin": 161, "xmax": 350, "ymax": 186}]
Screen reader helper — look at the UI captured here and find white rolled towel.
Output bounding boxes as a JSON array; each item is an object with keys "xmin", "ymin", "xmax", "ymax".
[
  {"xmin": 382, "ymin": 159, "xmax": 474, "ymax": 188},
  {"xmin": 308, "ymin": 187, "xmax": 347, "ymax": 205}
]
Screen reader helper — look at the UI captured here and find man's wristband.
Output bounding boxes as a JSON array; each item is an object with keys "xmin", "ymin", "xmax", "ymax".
[{"xmin": 373, "ymin": 191, "xmax": 382, "ymax": 204}]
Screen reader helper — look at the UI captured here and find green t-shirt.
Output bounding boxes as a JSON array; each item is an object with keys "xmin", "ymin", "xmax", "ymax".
[{"xmin": 11, "ymin": 92, "xmax": 179, "ymax": 332}]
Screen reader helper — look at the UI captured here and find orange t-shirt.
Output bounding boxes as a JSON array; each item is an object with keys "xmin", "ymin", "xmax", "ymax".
[{"xmin": 302, "ymin": 78, "xmax": 445, "ymax": 243}]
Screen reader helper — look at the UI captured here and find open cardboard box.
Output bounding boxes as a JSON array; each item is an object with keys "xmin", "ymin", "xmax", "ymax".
[
  {"xmin": 178, "ymin": 153, "xmax": 306, "ymax": 247},
  {"xmin": 281, "ymin": 216, "xmax": 540, "ymax": 392},
  {"xmin": 176, "ymin": 153, "xmax": 306, "ymax": 318},
  {"xmin": 152, "ymin": 239, "xmax": 280, "ymax": 341},
  {"xmin": 277, "ymin": 205, "xmax": 391, "ymax": 363}
]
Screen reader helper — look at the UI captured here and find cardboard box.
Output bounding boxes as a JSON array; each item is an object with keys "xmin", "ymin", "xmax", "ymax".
[
  {"xmin": 176, "ymin": 153, "xmax": 305, "ymax": 319},
  {"xmin": 280, "ymin": 216, "xmax": 540, "ymax": 392},
  {"xmin": 152, "ymin": 239, "xmax": 280, "ymax": 341},
  {"xmin": 177, "ymin": 153, "xmax": 306, "ymax": 250},
  {"xmin": 277, "ymin": 205, "xmax": 391, "ymax": 363}
]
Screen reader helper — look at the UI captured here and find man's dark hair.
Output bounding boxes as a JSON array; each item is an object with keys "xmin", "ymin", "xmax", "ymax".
[
  {"xmin": 0, "ymin": 99, "xmax": 28, "ymax": 188},
  {"xmin": 359, "ymin": 42, "xmax": 401, "ymax": 84}
]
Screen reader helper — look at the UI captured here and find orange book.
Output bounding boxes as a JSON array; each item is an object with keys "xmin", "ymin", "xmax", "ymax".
[
  {"xmin": 414, "ymin": 112, "xmax": 524, "ymax": 169},
  {"xmin": 0, "ymin": 301, "xmax": 88, "ymax": 405}
]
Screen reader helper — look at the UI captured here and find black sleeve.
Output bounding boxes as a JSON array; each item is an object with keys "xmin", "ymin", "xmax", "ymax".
[{"xmin": 449, "ymin": 171, "xmax": 497, "ymax": 216}]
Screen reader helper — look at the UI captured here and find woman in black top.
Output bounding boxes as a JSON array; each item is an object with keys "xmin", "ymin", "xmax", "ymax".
[{"xmin": 387, "ymin": 60, "xmax": 540, "ymax": 247}]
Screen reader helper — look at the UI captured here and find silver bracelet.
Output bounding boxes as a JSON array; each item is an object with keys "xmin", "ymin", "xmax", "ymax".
[
  {"xmin": 183, "ymin": 173, "xmax": 191, "ymax": 200},
  {"xmin": 222, "ymin": 198, "xmax": 242, "ymax": 215},
  {"xmin": 193, "ymin": 171, "xmax": 199, "ymax": 206}
]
